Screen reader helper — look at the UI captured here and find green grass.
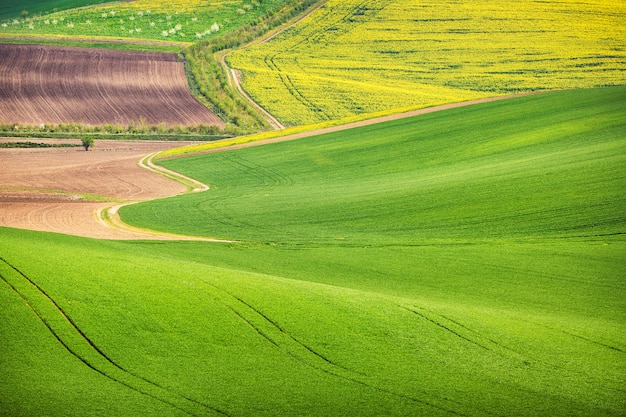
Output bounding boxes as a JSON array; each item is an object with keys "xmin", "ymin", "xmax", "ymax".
[
  {"xmin": 0, "ymin": 0, "xmax": 295, "ymax": 45},
  {"xmin": 125, "ymin": 87, "xmax": 626, "ymax": 244},
  {"xmin": 0, "ymin": 36, "xmax": 186, "ymax": 53},
  {"xmin": 1, "ymin": 228, "xmax": 624, "ymax": 416},
  {"xmin": 1, "ymin": 88, "xmax": 625, "ymax": 416},
  {"xmin": 0, "ymin": 0, "xmax": 106, "ymax": 21}
]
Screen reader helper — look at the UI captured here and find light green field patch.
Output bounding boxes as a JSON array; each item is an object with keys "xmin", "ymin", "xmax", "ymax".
[{"xmin": 1, "ymin": 88, "xmax": 624, "ymax": 416}]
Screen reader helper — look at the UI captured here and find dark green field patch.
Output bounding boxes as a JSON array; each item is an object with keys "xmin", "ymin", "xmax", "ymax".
[{"xmin": 0, "ymin": 0, "xmax": 106, "ymax": 21}]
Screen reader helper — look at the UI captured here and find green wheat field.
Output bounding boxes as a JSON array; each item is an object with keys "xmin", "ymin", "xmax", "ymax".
[{"xmin": 2, "ymin": 86, "xmax": 625, "ymax": 416}]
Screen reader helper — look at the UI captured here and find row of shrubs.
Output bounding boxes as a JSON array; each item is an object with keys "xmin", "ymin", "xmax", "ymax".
[
  {"xmin": 0, "ymin": 121, "xmax": 239, "ymax": 139},
  {"xmin": 183, "ymin": 0, "xmax": 323, "ymax": 132},
  {"xmin": 0, "ymin": 141, "xmax": 81, "ymax": 148}
]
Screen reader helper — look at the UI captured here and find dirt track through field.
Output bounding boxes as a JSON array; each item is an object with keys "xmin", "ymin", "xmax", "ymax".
[
  {"xmin": 0, "ymin": 44, "xmax": 223, "ymax": 127},
  {"xmin": 0, "ymin": 139, "xmax": 221, "ymax": 240},
  {"xmin": 0, "ymin": 93, "xmax": 540, "ymax": 240}
]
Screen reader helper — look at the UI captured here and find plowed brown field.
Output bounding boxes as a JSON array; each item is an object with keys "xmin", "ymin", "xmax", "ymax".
[
  {"xmin": 0, "ymin": 44, "xmax": 223, "ymax": 127},
  {"xmin": 0, "ymin": 139, "xmax": 203, "ymax": 239}
]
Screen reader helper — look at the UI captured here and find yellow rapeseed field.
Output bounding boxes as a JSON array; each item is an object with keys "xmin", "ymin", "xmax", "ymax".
[{"xmin": 228, "ymin": 0, "xmax": 626, "ymax": 126}]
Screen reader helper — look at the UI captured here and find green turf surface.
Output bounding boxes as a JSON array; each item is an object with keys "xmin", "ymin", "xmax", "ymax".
[
  {"xmin": 0, "ymin": 0, "xmax": 106, "ymax": 21},
  {"xmin": 1, "ymin": 227, "xmax": 624, "ymax": 416},
  {"xmin": 125, "ymin": 87, "xmax": 626, "ymax": 244},
  {"xmin": 1, "ymin": 87, "xmax": 625, "ymax": 416}
]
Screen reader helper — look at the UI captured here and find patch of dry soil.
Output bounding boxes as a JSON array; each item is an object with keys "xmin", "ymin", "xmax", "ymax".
[{"xmin": 0, "ymin": 139, "xmax": 204, "ymax": 239}]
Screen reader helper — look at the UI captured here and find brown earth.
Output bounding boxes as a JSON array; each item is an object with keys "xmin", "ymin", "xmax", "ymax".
[
  {"xmin": 0, "ymin": 44, "xmax": 223, "ymax": 127},
  {"xmin": 0, "ymin": 139, "xmax": 206, "ymax": 239}
]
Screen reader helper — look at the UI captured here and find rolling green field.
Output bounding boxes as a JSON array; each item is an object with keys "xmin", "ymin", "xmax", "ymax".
[
  {"xmin": 2, "ymin": 87, "xmax": 625, "ymax": 416},
  {"xmin": 127, "ymin": 87, "xmax": 626, "ymax": 244},
  {"xmin": 0, "ymin": 0, "xmax": 106, "ymax": 21},
  {"xmin": 0, "ymin": 0, "xmax": 297, "ymax": 45}
]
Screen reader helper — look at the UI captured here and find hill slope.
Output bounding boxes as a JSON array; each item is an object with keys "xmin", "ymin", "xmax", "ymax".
[
  {"xmin": 228, "ymin": 0, "xmax": 626, "ymax": 125},
  {"xmin": 125, "ymin": 87, "xmax": 626, "ymax": 244},
  {"xmin": 1, "ymin": 88, "xmax": 624, "ymax": 416}
]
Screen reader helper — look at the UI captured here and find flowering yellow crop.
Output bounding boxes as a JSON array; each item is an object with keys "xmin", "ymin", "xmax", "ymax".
[{"xmin": 229, "ymin": 0, "xmax": 626, "ymax": 126}]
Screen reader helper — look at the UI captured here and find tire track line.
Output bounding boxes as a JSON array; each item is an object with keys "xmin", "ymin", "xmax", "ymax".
[
  {"xmin": 401, "ymin": 304, "xmax": 577, "ymax": 371},
  {"xmin": 200, "ymin": 278, "xmax": 478, "ymax": 417},
  {"xmin": 401, "ymin": 305, "xmax": 497, "ymax": 354},
  {"xmin": 0, "ymin": 257, "xmax": 230, "ymax": 417},
  {"xmin": 220, "ymin": 1, "xmax": 328, "ymax": 130}
]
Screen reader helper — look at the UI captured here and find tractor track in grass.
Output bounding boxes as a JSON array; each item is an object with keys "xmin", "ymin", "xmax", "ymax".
[
  {"xmin": 219, "ymin": 1, "xmax": 328, "ymax": 130},
  {"xmin": 401, "ymin": 303, "xmax": 626, "ymax": 392},
  {"xmin": 199, "ymin": 277, "xmax": 489, "ymax": 417},
  {"xmin": 0, "ymin": 257, "xmax": 231, "ymax": 417}
]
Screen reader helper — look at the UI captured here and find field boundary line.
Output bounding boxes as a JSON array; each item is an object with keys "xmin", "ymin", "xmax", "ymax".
[
  {"xmin": 138, "ymin": 152, "xmax": 209, "ymax": 194},
  {"xmin": 218, "ymin": 1, "xmax": 328, "ymax": 130},
  {"xmin": 163, "ymin": 91, "xmax": 548, "ymax": 159},
  {"xmin": 0, "ymin": 33, "xmax": 191, "ymax": 47},
  {"xmin": 95, "ymin": 152, "xmax": 233, "ymax": 242}
]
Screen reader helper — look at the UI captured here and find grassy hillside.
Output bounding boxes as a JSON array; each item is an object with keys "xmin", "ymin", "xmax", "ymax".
[
  {"xmin": 228, "ymin": 0, "xmax": 626, "ymax": 126},
  {"xmin": 0, "ymin": 0, "xmax": 106, "ymax": 21},
  {"xmin": 1, "ymin": 88, "xmax": 623, "ymax": 416},
  {"xmin": 125, "ymin": 87, "xmax": 626, "ymax": 243},
  {"xmin": 0, "ymin": 0, "xmax": 289, "ymax": 44},
  {"xmin": 1, "ymin": 225, "xmax": 624, "ymax": 417}
]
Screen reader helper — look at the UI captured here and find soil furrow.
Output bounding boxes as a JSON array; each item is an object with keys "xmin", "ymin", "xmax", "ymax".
[{"xmin": 0, "ymin": 44, "xmax": 223, "ymax": 127}]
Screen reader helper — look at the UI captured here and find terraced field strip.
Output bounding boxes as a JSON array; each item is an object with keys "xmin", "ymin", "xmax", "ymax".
[
  {"xmin": 0, "ymin": 257, "xmax": 230, "ymax": 416},
  {"xmin": 0, "ymin": 33, "xmax": 191, "ymax": 48},
  {"xmin": 0, "ymin": 44, "xmax": 223, "ymax": 127}
]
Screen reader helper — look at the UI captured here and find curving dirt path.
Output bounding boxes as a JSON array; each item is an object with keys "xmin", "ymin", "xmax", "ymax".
[
  {"xmin": 0, "ymin": 139, "xmax": 222, "ymax": 240},
  {"xmin": 0, "ymin": 92, "xmax": 543, "ymax": 240},
  {"xmin": 219, "ymin": 1, "xmax": 327, "ymax": 130}
]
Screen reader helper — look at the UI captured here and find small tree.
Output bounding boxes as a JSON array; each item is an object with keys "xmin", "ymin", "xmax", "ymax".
[{"xmin": 81, "ymin": 136, "xmax": 94, "ymax": 151}]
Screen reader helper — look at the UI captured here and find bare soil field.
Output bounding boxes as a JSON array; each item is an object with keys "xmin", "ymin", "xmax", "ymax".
[
  {"xmin": 0, "ymin": 44, "xmax": 223, "ymax": 127},
  {"xmin": 0, "ymin": 139, "xmax": 202, "ymax": 239}
]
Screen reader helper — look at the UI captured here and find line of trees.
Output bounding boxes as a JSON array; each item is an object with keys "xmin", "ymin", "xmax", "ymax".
[
  {"xmin": 0, "ymin": 121, "xmax": 237, "ymax": 137},
  {"xmin": 183, "ymin": 0, "xmax": 324, "ymax": 133}
]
